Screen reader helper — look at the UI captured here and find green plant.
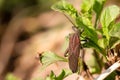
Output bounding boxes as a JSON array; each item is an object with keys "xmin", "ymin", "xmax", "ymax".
[{"xmin": 39, "ymin": 0, "xmax": 120, "ymax": 80}]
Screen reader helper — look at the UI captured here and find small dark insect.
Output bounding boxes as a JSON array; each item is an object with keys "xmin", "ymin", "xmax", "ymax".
[{"xmin": 64, "ymin": 27, "xmax": 81, "ymax": 73}]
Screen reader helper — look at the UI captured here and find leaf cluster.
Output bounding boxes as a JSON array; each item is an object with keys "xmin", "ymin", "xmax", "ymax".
[{"xmin": 39, "ymin": 0, "xmax": 120, "ymax": 79}]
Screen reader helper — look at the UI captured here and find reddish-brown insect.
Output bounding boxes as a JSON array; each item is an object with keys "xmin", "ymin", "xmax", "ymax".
[{"xmin": 64, "ymin": 27, "xmax": 81, "ymax": 73}]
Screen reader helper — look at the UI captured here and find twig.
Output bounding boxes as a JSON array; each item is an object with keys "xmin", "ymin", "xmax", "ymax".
[
  {"xmin": 95, "ymin": 60, "xmax": 120, "ymax": 80},
  {"xmin": 86, "ymin": 70, "xmax": 94, "ymax": 80},
  {"xmin": 64, "ymin": 14, "xmax": 76, "ymax": 27}
]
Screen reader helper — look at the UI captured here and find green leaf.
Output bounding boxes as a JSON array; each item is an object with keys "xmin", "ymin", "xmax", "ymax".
[
  {"xmin": 109, "ymin": 23, "xmax": 120, "ymax": 39},
  {"xmin": 81, "ymin": 16, "xmax": 93, "ymax": 28},
  {"xmin": 98, "ymin": 38, "xmax": 105, "ymax": 48},
  {"xmin": 108, "ymin": 21, "xmax": 116, "ymax": 33},
  {"xmin": 93, "ymin": 0, "xmax": 106, "ymax": 27},
  {"xmin": 109, "ymin": 23, "xmax": 120, "ymax": 48},
  {"xmin": 76, "ymin": 16, "xmax": 105, "ymax": 56},
  {"xmin": 85, "ymin": 38, "xmax": 106, "ymax": 57},
  {"xmin": 46, "ymin": 71, "xmax": 56, "ymax": 80},
  {"xmin": 81, "ymin": 0, "xmax": 94, "ymax": 26},
  {"xmin": 51, "ymin": 0, "xmax": 78, "ymax": 21},
  {"xmin": 100, "ymin": 5, "xmax": 120, "ymax": 41},
  {"xmin": 84, "ymin": 27, "xmax": 98, "ymax": 42},
  {"xmin": 109, "ymin": 37, "xmax": 120, "ymax": 49},
  {"xmin": 81, "ymin": 0, "xmax": 94, "ymax": 13},
  {"xmin": 56, "ymin": 69, "xmax": 72, "ymax": 80},
  {"xmin": 76, "ymin": 16, "xmax": 98, "ymax": 43},
  {"xmin": 55, "ymin": 70, "xmax": 66, "ymax": 80},
  {"xmin": 93, "ymin": 0, "xmax": 106, "ymax": 15},
  {"xmin": 101, "ymin": 5, "xmax": 120, "ymax": 28},
  {"xmin": 40, "ymin": 51, "xmax": 67, "ymax": 70},
  {"xmin": 46, "ymin": 69, "xmax": 72, "ymax": 80}
]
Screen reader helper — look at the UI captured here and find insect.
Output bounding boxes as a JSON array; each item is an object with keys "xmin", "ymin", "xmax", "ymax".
[{"xmin": 64, "ymin": 27, "xmax": 81, "ymax": 73}]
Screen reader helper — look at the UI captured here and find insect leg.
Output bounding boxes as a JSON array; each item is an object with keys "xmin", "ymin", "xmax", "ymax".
[{"xmin": 64, "ymin": 48, "xmax": 69, "ymax": 57}]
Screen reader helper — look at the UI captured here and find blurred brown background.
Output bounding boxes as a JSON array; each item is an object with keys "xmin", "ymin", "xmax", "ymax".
[{"xmin": 0, "ymin": 0, "xmax": 120, "ymax": 80}]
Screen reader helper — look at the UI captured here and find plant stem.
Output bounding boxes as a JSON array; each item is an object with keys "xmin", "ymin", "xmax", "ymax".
[
  {"xmin": 95, "ymin": 60, "xmax": 120, "ymax": 80},
  {"xmin": 94, "ymin": 16, "xmax": 98, "ymax": 29},
  {"xmin": 64, "ymin": 14, "xmax": 76, "ymax": 27}
]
